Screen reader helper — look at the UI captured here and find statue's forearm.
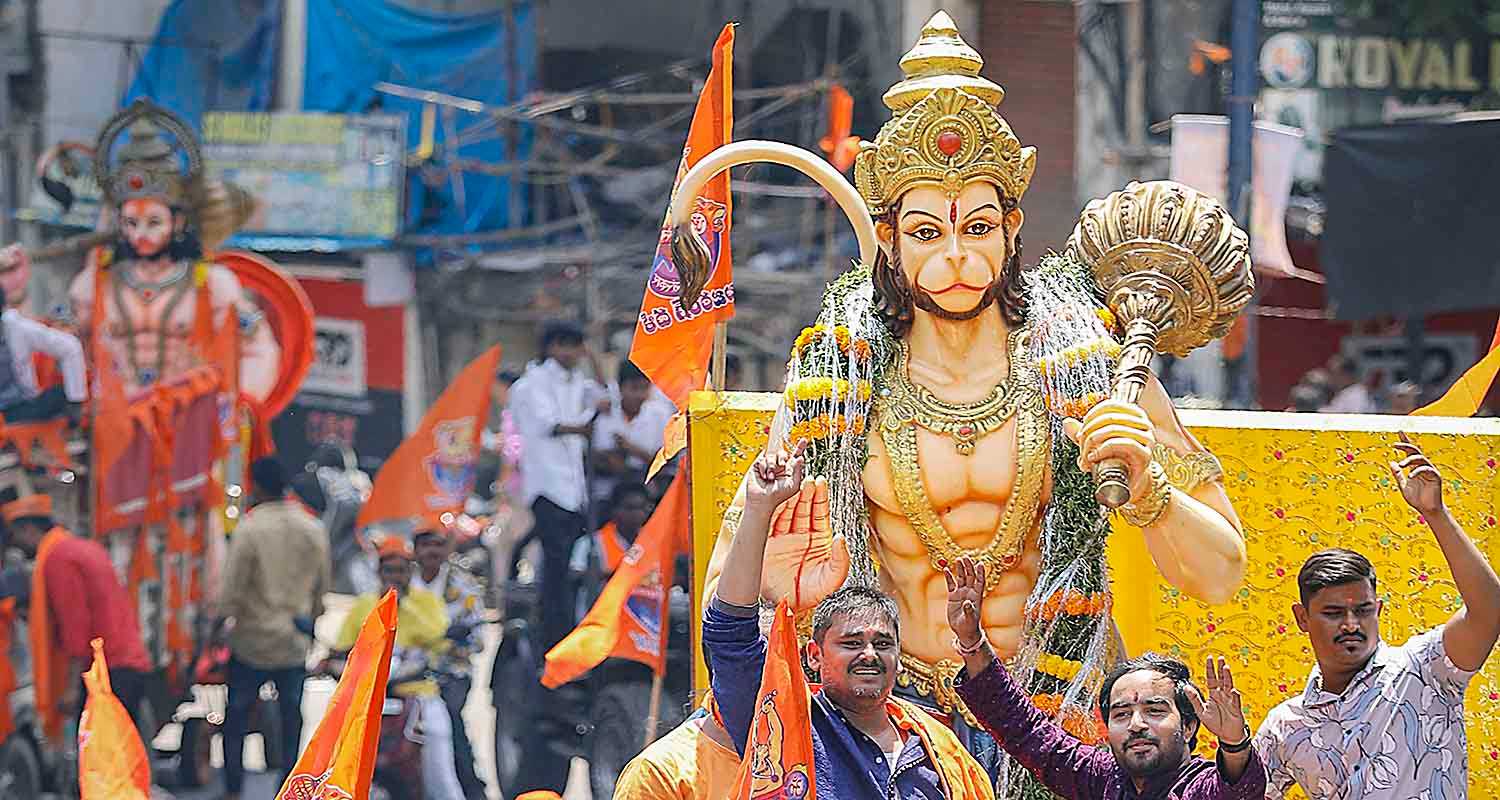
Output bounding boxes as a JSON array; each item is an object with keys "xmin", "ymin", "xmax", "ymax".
[{"xmin": 1140, "ymin": 486, "xmax": 1246, "ymax": 605}]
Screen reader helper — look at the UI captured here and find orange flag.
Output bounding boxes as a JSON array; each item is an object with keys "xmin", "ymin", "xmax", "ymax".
[
  {"xmin": 819, "ymin": 83, "xmax": 860, "ymax": 173},
  {"xmin": 733, "ymin": 600, "xmax": 817, "ymax": 800},
  {"xmin": 276, "ymin": 590, "xmax": 398, "ymax": 800},
  {"xmin": 541, "ymin": 470, "xmax": 687, "ymax": 687},
  {"xmin": 78, "ymin": 639, "xmax": 151, "ymax": 800},
  {"xmin": 629, "ymin": 25, "xmax": 736, "ymax": 412},
  {"xmin": 1413, "ymin": 316, "xmax": 1500, "ymax": 418},
  {"xmin": 357, "ymin": 345, "xmax": 502, "ymax": 529}
]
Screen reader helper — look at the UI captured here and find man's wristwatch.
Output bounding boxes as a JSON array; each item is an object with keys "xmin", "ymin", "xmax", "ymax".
[{"xmin": 1218, "ymin": 724, "xmax": 1253, "ymax": 753}]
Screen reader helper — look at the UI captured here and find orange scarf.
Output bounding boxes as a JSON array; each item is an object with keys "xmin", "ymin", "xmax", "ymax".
[
  {"xmin": 30, "ymin": 527, "xmax": 68, "ymax": 743},
  {"xmin": 887, "ymin": 697, "xmax": 996, "ymax": 800}
]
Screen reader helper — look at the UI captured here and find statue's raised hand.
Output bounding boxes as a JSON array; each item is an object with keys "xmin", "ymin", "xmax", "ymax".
[{"xmin": 762, "ymin": 476, "xmax": 849, "ymax": 612}]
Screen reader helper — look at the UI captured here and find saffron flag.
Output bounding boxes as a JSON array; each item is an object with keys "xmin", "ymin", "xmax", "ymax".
[
  {"xmin": 1413, "ymin": 317, "xmax": 1500, "ymax": 418},
  {"xmin": 78, "ymin": 639, "xmax": 151, "ymax": 800},
  {"xmin": 275, "ymin": 590, "xmax": 398, "ymax": 800},
  {"xmin": 734, "ymin": 600, "xmax": 817, "ymax": 800},
  {"xmin": 541, "ymin": 470, "xmax": 687, "ymax": 687},
  {"xmin": 819, "ymin": 83, "xmax": 860, "ymax": 173},
  {"xmin": 629, "ymin": 25, "xmax": 735, "ymax": 412},
  {"xmin": 357, "ymin": 345, "xmax": 502, "ymax": 530}
]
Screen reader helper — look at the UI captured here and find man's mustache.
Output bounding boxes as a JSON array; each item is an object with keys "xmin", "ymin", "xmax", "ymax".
[
  {"xmin": 1126, "ymin": 731, "xmax": 1159, "ymax": 748},
  {"xmin": 1336, "ymin": 632, "xmax": 1366, "ymax": 644},
  {"xmin": 848, "ymin": 658, "xmax": 887, "ymax": 675}
]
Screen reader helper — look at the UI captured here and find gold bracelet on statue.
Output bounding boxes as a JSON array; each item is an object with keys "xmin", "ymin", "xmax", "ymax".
[{"xmin": 1119, "ymin": 461, "xmax": 1173, "ymax": 528}]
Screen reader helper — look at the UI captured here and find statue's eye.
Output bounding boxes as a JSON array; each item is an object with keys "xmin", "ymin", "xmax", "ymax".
[
  {"xmin": 907, "ymin": 226, "xmax": 942, "ymax": 242},
  {"xmin": 965, "ymin": 221, "xmax": 995, "ymax": 236}
]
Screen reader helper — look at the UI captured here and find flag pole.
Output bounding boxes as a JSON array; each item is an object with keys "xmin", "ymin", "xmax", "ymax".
[
  {"xmin": 643, "ymin": 670, "xmax": 665, "ymax": 750},
  {"xmin": 710, "ymin": 321, "xmax": 728, "ymax": 391}
]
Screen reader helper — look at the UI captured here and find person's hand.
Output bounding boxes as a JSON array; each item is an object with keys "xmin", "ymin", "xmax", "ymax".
[
  {"xmin": 1390, "ymin": 432, "xmax": 1445, "ymax": 516},
  {"xmin": 614, "ymin": 432, "xmax": 629, "ymax": 450},
  {"xmin": 745, "ymin": 442, "xmax": 808, "ymax": 513},
  {"xmin": 1063, "ymin": 399, "xmax": 1157, "ymax": 501},
  {"xmin": 1186, "ymin": 655, "xmax": 1249, "ymax": 744},
  {"xmin": 596, "ymin": 396, "xmax": 613, "ymax": 414},
  {"xmin": 762, "ymin": 475, "xmax": 848, "ymax": 612},
  {"xmin": 944, "ymin": 556, "xmax": 986, "ymax": 649}
]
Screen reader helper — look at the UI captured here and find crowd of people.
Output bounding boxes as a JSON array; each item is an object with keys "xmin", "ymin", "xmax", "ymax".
[
  {"xmin": 1285, "ymin": 354, "xmax": 1436, "ymax": 415},
  {"xmin": 1, "ymin": 312, "xmax": 1496, "ymax": 800},
  {"xmin": 618, "ymin": 431, "xmax": 1500, "ymax": 800}
]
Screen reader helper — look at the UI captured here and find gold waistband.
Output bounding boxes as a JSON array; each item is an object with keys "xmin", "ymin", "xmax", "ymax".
[{"xmin": 895, "ymin": 652, "xmax": 979, "ymax": 727}]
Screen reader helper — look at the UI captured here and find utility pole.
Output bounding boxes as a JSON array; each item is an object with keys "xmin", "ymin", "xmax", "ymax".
[{"xmin": 1226, "ymin": 0, "xmax": 1259, "ymax": 408}]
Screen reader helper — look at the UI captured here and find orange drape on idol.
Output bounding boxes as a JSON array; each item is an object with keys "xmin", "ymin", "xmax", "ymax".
[
  {"xmin": 629, "ymin": 25, "xmax": 735, "ymax": 412},
  {"xmin": 541, "ymin": 470, "xmax": 688, "ymax": 687},
  {"xmin": 78, "ymin": 639, "xmax": 151, "ymax": 800},
  {"xmin": 357, "ymin": 345, "xmax": 502, "ymax": 530},
  {"xmin": 734, "ymin": 600, "xmax": 817, "ymax": 800},
  {"xmin": 275, "ymin": 590, "xmax": 398, "ymax": 800}
]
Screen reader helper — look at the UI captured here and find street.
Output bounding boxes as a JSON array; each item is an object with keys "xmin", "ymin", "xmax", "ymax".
[{"xmin": 165, "ymin": 596, "xmax": 594, "ymax": 800}]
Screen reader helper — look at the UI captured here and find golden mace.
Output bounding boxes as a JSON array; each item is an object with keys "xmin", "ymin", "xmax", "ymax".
[{"xmin": 1063, "ymin": 180, "xmax": 1255, "ymax": 508}]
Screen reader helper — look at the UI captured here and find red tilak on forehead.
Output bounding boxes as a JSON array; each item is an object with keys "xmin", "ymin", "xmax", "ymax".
[{"xmin": 949, "ymin": 200, "xmax": 958, "ymax": 224}]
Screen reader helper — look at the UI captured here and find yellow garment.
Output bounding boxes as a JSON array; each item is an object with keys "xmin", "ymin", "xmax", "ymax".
[
  {"xmin": 614, "ymin": 712, "xmax": 740, "ymax": 799},
  {"xmin": 336, "ymin": 588, "xmax": 449, "ymax": 698},
  {"xmin": 888, "ymin": 697, "xmax": 996, "ymax": 800}
]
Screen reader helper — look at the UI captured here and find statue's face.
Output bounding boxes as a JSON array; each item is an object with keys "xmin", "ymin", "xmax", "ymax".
[
  {"xmin": 0, "ymin": 244, "xmax": 30, "ymax": 307},
  {"xmin": 877, "ymin": 181, "xmax": 1023, "ymax": 319},
  {"xmin": 120, "ymin": 198, "xmax": 176, "ymax": 258}
]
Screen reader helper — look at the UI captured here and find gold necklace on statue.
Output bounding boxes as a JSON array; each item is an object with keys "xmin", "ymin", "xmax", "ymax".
[{"xmin": 875, "ymin": 328, "xmax": 1049, "ymax": 587}]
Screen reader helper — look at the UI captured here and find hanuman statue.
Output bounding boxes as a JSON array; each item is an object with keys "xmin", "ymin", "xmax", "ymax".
[
  {"xmin": 68, "ymin": 100, "xmax": 279, "ymax": 401},
  {"xmin": 697, "ymin": 13, "xmax": 1248, "ymax": 795}
]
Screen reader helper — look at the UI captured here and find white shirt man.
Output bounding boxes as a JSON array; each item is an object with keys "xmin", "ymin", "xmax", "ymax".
[
  {"xmin": 0, "ymin": 308, "xmax": 87, "ymax": 422},
  {"xmin": 509, "ymin": 356, "xmax": 604, "ymax": 514}
]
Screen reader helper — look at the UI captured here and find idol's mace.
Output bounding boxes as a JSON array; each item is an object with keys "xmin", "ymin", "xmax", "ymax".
[{"xmin": 1063, "ymin": 180, "xmax": 1254, "ymax": 508}]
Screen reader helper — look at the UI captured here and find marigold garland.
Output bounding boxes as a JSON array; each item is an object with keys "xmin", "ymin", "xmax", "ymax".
[
  {"xmin": 1034, "ymin": 652, "xmax": 1088, "ymax": 683},
  {"xmin": 1030, "ymin": 694, "xmax": 1105, "ymax": 744},
  {"xmin": 785, "ymin": 377, "xmax": 874, "ymax": 404},
  {"xmin": 793, "ymin": 323, "xmax": 872, "ymax": 362},
  {"xmin": 789, "ymin": 414, "xmax": 867, "ymax": 442},
  {"xmin": 1035, "ymin": 589, "xmax": 1111, "ymax": 621}
]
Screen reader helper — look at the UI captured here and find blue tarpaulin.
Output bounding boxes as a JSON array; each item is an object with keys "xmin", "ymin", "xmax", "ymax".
[
  {"xmin": 123, "ymin": 0, "xmax": 281, "ymax": 125},
  {"xmin": 303, "ymin": 0, "xmax": 536, "ymax": 249}
]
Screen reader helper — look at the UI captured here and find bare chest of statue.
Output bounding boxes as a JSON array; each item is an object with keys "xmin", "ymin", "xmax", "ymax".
[
  {"xmin": 861, "ymin": 337, "xmax": 1052, "ymax": 665},
  {"xmin": 101, "ymin": 259, "xmax": 202, "ymax": 388}
]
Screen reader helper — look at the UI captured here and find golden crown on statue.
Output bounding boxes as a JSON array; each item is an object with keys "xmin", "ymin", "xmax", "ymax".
[{"xmin": 853, "ymin": 11, "xmax": 1036, "ymax": 214}]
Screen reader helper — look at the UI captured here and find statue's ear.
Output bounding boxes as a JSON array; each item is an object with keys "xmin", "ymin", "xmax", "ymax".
[
  {"xmin": 1005, "ymin": 208, "xmax": 1025, "ymax": 248},
  {"xmin": 875, "ymin": 219, "xmax": 895, "ymax": 258}
]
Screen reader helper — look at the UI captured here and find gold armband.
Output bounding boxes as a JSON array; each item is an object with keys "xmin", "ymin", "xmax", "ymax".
[
  {"xmin": 1119, "ymin": 460, "xmax": 1172, "ymax": 528},
  {"xmin": 1153, "ymin": 443, "xmax": 1224, "ymax": 494}
]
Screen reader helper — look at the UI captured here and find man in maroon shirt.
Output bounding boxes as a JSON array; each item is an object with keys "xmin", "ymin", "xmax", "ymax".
[
  {"xmin": 2, "ymin": 494, "xmax": 150, "ymax": 736},
  {"xmin": 947, "ymin": 556, "xmax": 1266, "ymax": 800}
]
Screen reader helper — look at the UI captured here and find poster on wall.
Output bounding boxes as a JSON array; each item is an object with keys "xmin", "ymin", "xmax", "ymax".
[
  {"xmin": 272, "ymin": 274, "xmax": 408, "ymax": 473},
  {"xmin": 201, "ymin": 112, "xmax": 405, "ymax": 251}
]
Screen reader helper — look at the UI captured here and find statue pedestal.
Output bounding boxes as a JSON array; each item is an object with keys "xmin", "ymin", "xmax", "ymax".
[{"xmin": 687, "ymin": 391, "xmax": 1500, "ymax": 791}]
